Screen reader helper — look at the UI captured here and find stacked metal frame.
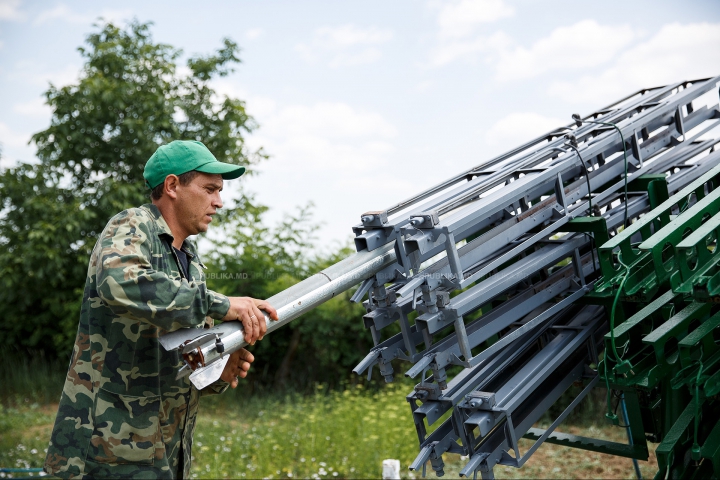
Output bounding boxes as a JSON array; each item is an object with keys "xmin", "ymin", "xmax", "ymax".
[{"xmin": 349, "ymin": 76, "xmax": 720, "ymax": 479}]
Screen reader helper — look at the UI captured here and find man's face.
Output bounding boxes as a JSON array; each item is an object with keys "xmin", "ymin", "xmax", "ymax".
[{"xmin": 175, "ymin": 172, "xmax": 224, "ymax": 235}]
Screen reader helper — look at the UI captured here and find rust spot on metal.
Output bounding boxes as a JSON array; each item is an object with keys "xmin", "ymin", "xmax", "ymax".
[{"xmin": 182, "ymin": 341, "xmax": 205, "ymax": 371}]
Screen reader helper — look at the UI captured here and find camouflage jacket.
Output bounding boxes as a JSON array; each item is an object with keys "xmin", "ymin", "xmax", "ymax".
[{"xmin": 44, "ymin": 204, "xmax": 231, "ymax": 479}]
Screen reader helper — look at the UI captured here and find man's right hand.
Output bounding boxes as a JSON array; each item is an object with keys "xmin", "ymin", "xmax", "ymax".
[{"xmin": 222, "ymin": 297, "xmax": 278, "ymax": 345}]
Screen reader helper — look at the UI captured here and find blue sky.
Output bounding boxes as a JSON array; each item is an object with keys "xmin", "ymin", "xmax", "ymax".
[{"xmin": 1, "ymin": 0, "xmax": 719, "ymax": 248}]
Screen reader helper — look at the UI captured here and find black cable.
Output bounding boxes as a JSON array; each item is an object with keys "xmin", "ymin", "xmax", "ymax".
[
  {"xmin": 565, "ymin": 134, "xmax": 598, "ymax": 273},
  {"xmin": 573, "ymin": 114, "xmax": 631, "ymax": 229},
  {"xmin": 565, "ymin": 134, "xmax": 593, "ymax": 217}
]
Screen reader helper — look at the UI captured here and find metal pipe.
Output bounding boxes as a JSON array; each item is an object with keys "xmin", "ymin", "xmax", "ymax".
[
  {"xmin": 159, "ymin": 242, "xmax": 397, "ymax": 389},
  {"xmin": 621, "ymin": 393, "xmax": 643, "ymax": 480}
]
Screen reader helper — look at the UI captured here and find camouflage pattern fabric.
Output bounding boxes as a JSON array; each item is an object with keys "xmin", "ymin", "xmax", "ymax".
[{"xmin": 44, "ymin": 204, "xmax": 231, "ymax": 479}]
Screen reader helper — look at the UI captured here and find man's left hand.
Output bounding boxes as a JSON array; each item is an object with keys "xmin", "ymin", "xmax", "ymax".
[{"xmin": 220, "ymin": 348, "xmax": 255, "ymax": 388}]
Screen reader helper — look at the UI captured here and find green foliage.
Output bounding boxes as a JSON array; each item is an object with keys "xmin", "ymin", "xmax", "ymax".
[
  {"xmin": 0, "ymin": 355, "xmax": 66, "ymax": 407},
  {"xmin": 0, "ymin": 20, "xmax": 262, "ymax": 356},
  {"xmin": 192, "ymin": 383, "xmax": 420, "ymax": 479}
]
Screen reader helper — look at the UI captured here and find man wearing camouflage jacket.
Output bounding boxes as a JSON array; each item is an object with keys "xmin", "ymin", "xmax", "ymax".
[{"xmin": 44, "ymin": 140, "xmax": 277, "ymax": 478}]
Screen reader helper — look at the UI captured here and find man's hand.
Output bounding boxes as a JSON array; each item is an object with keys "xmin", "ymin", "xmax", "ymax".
[
  {"xmin": 222, "ymin": 297, "xmax": 279, "ymax": 344},
  {"xmin": 220, "ymin": 348, "xmax": 255, "ymax": 389}
]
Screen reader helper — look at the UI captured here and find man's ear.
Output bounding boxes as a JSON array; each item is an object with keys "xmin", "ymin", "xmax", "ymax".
[{"xmin": 164, "ymin": 175, "xmax": 180, "ymax": 199}]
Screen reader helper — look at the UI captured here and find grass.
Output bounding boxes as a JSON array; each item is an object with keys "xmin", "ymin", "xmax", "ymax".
[
  {"xmin": 191, "ymin": 384, "xmax": 659, "ymax": 479},
  {"xmin": 191, "ymin": 382, "xmax": 421, "ymax": 479},
  {"xmin": 0, "ymin": 367, "xmax": 660, "ymax": 479},
  {"xmin": 0, "ymin": 402, "xmax": 57, "ymax": 476},
  {"xmin": 0, "ymin": 353, "xmax": 66, "ymax": 408}
]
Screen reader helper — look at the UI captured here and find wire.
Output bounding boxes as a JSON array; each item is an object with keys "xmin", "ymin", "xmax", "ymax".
[
  {"xmin": 601, "ymin": 357, "xmax": 617, "ymax": 421},
  {"xmin": 609, "ymin": 257, "xmax": 631, "ymax": 364},
  {"xmin": 565, "ymin": 142, "xmax": 594, "ymax": 216},
  {"xmin": 601, "ymin": 255, "xmax": 636, "ymax": 422},
  {"xmin": 564, "ymin": 138, "xmax": 598, "ymax": 274},
  {"xmin": 573, "ymin": 114, "xmax": 631, "ymax": 229},
  {"xmin": 573, "ymin": 114, "xmax": 635, "ymax": 421}
]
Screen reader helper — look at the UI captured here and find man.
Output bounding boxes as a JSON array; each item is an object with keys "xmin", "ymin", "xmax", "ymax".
[{"xmin": 44, "ymin": 140, "xmax": 277, "ymax": 479}]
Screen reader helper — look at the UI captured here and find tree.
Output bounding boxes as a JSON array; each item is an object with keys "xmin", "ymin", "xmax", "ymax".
[{"xmin": 0, "ymin": 20, "xmax": 264, "ymax": 357}]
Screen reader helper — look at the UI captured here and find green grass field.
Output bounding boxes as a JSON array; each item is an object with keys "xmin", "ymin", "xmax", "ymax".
[{"xmin": 0, "ymin": 370, "xmax": 660, "ymax": 479}]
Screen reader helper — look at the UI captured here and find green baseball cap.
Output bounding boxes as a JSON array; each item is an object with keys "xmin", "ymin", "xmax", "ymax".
[{"xmin": 143, "ymin": 140, "xmax": 246, "ymax": 189}]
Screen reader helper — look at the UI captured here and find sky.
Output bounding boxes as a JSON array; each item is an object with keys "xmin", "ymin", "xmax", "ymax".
[{"xmin": 1, "ymin": 0, "xmax": 719, "ymax": 251}]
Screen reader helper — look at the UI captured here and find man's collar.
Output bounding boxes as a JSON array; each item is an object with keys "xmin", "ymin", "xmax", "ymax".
[
  {"xmin": 141, "ymin": 203, "xmax": 196, "ymax": 254},
  {"xmin": 142, "ymin": 203, "xmax": 175, "ymax": 239}
]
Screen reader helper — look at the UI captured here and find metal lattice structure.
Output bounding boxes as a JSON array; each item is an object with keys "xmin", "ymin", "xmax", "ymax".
[{"xmin": 161, "ymin": 76, "xmax": 720, "ymax": 479}]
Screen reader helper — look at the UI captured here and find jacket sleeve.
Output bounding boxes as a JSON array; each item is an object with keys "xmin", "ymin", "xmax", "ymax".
[
  {"xmin": 200, "ymin": 380, "xmax": 230, "ymax": 397},
  {"xmin": 95, "ymin": 209, "xmax": 230, "ymax": 331}
]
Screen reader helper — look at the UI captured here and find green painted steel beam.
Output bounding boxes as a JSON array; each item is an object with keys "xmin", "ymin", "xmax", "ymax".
[
  {"xmin": 601, "ymin": 290, "xmax": 679, "ymax": 387},
  {"xmin": 655, "ymin": 399, "xmax": 703, "ymax": 478},
  {"xmin": 673, "ymin": 211, "xmax": 720, "ymax": 301},
  {"xmin": 700, "ymin": 419, "xmax": 720, "ymax": 477},
  {"xmin": 596, "ymin": 163, "xmax": 720, "ymax": 300},
  {"xmin": 565, "ymin": 216, "xmax": 611, "ymax": 247},
  {"xmin": 638, "ymin": 182, "xmax": 720, "ymax": 293},
  {"xmin": 599, "ymin": 162, "xmax": 720, "ymax": 263},
  {"xmin": 628, "ymin": 174, "xmax": 670, "ymax": 210},
  {"xmin": 523, "ymin": 428, "xmax": 649, "ymax": 460},
  {"xmin": 678, "ymin": 311, "xmax": 720, "ymax": 369}
]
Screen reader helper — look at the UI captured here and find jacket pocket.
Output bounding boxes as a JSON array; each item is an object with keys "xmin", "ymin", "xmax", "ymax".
[{"xmin": 87, "ymin": 387, "xmax": 161, "ymax": 465}]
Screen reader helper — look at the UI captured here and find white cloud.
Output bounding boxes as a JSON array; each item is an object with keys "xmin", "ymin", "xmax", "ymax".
[
  {"xmin": 494, "ymin": 20, "xmax": 636, "ymax": 81},
  {"xmin": 330, "ymin": 48, "xmax": 383, "ymax": 67},
  {"xmin": 0, "ymin": 121, "xmax": 35, "ymax": 169},
  {"xmin": 13, "ymin": 97, "xmax": 50, "ymax": 117},
  {"xmin": 314, "ymin": 25, "xmax": 393, "ymax": 47},
  {"xmin": 431, "ymin": 0, "xmax": 514, "ymax": 39},
  {"xmin": 428, "ymin": 20, "xmax": 637, "ymax": 72},
  {"xmin": 0, "ymin": 121, "xmax": 30, "ymax": 149},
  {"xmin": 547, "ymin": 23, "xmax": 720, "ymax": 105},
  {"xmin": 425, "ymin": 0, "xmax": 515, "ymax": 67},
  {"xmin": 34, "ymin": 5, "xmax": 75, "ymax": 24},
  {"xmin": 295, "ymin": 25, "xmax": 393, "ymax": 67},
  {"xmin": 34, "ymin": 4, "xmax": 131, "ymax": 26},
  {"xmin": 414, "ymin": 80, "xmax": 434, "ymax": 92},
  {"xmin": 251, "ymin": 102, "xmax": 398, "ymax": 175},
  {"xmin": 7, "ymin": 60, "xmax": 79, "ymax": 88},
  {"xmin": 485, "ymin": 112, "xmax": 566, "ymax": 150},
  {"xmin": 245, "ymin": 28, "xmax": 264, "ymax": 40},
  {"xmin": 0, "ymin": 0, "xmax": 24, "ymax": 21},
  {"xmin": 234, "ymin": 97, "xmax": 408, "ymax": 245},
  {"xmin": 428, "ymin": 31, "xmax": 511, "ymax": 67}
]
